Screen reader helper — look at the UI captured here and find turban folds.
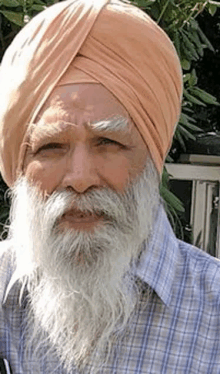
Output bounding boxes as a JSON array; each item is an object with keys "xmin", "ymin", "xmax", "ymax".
[{"xmin": 0, "ymin": 0, "xmax": 182, "ymax": 187}]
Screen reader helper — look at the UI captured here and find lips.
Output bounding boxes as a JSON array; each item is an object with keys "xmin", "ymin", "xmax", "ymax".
[
  {"xmin": 62, "ymin": 210, "xmax": 100, "ymax": 223},
  {"xmin": 56, "ymin": 209, "xmax": 105, "ymax": 231}
]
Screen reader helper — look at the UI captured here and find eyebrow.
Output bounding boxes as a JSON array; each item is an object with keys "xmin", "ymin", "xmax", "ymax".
[
  {"xmin": 29, "ymin": 115, "xmax": 130, "ymax": 144},
  {"xmin": 90, "ymin": 116, "xmax": 130, "ymax": 134}
]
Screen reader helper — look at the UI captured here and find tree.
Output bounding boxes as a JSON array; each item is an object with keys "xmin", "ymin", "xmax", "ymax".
[{"xmin": 0, "ymin": 0, "xmax": 219, "ymax": 237}]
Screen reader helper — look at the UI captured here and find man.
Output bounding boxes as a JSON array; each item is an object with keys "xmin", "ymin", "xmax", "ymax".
[{"xmin": 0, "ymin": 0, "xmax": 220, "ymax": 373}]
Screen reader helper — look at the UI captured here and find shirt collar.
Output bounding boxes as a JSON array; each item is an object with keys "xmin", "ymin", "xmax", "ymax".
[
  {"xmin": 4, "ymin": 204, "xmax": 179, "ymax": 307},
  {"xmin": 134, "ymin": 203, "xmax": 179, "ymax": 306},
  {"xmin": 2, "ymin": 242, "xmax": 28, "ymax": 305},
  {"xmin": 3, "ymin": 267, "xmax": 25, "ymax": 305}
]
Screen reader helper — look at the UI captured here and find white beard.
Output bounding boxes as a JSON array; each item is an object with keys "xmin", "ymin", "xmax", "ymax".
[{"xmin": 8, "ymin": 159, "xmax": 160, "ymax": 373}]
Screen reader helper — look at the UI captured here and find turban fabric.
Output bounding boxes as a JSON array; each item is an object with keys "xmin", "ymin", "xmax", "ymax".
[{"xmin": 0, "ymin": 0, "xmax": 182, "ymax": 187}]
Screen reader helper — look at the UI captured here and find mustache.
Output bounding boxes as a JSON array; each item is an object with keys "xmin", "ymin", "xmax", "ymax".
[{"xmin": 40, "ymin": 186, "xmax": 137, "ymax": 230}]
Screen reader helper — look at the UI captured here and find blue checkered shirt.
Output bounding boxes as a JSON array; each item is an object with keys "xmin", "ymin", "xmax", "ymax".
[{"xmin": 1, "ymin": 205, "xmax": 220, "ymax": 373}]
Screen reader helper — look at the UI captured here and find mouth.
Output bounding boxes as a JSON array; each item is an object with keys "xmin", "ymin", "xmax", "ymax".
[{"xmin": 58, "ymin": 209, "xmax": 104, "ymax": 231}]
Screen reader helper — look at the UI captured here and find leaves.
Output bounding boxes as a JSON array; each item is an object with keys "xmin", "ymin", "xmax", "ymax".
[
  {"xmin": 190, "ymin": 87, "xmax": 220, "ymax": 105},
  {"xmin": 207, "ymin": 0, "xmax": 220, "ymax": 16},
  {"xmin": 160, "ymin": 185, "xmax": 185, "ymax": 213},
  {"xmin": 0, "ymin": 0, "xmax": 51, "ymax": 28},
  {"xmin": 182, "ymin": 69, "xmax": 219, "ymax": 115},
  {"xmin": 0, "ymin": 10, "xmax": 23, "ymax": 26},
  {"xmin": 31, "ymin": 4, "xmax": 46, "ymax": 11},
  {"xmin": 160, "ymin": 168, "xmax": 185, "ymax": 236},
  {"xmin": 183, "ymin": 89, "xmax": 207, "ymax": 106},
  {"xmin": 0, "ymin": 0, "xmax": 20, "ymax": 7},
  {"xmin": 132, "ymin": 0, "xmax": 156, "ymax": 9}
]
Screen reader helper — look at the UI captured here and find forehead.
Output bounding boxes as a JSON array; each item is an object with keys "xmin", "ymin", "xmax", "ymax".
[{"xmin": 36, "ymin": 83, "xmax": 130, "ymax": 125}]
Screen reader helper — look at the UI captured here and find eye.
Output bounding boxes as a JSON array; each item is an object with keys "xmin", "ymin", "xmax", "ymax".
[
  {"xmin": 34, "ymin": 142, "xmax": 66, "ymax": 155},
  {"xmin": 97, "ymin": 137, "xmax": 121, "ymax": 147}
]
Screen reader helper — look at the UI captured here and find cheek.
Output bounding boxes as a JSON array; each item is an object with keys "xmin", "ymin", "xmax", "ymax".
[
  {"xmin": 97, "ymin": 152, "xmax": 146, "ymax": 192},
  {"xmin": 24, "ymin": 160, "xmax": 64, "ymax": 194},
  {"xmin": 103, "ymin": 161, "xmax": 129, "ymax": 191}
]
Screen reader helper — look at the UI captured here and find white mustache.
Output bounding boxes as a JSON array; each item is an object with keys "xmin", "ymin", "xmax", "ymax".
[{"xmin": 41, "ymin": 186, "xmax": 138, "ymax": 232}]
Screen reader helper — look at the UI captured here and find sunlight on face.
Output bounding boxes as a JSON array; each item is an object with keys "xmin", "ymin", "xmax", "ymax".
[{"xmin": 23, "ymin": 84, "xmax": 148, "ymax": 199}]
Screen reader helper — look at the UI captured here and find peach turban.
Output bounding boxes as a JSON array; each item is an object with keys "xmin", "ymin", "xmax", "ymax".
[{"xmin": 0, "ymin": 0, "xmax": 182, "ymax": 187}]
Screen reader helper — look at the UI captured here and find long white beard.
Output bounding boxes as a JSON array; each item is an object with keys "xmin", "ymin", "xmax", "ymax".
[{"xmin": 8, "ymin": 159, "xmax": 160, "ymax": 373}]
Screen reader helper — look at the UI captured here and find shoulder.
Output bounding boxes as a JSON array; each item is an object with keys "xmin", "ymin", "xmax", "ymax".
[
  {"xmin": 177, "ymin": 239, "xmax": 220, "ymax": 305},
  {"xmin": 0, "ymin": 240, "xmax": 15, "ymax": 304},
  {"xmin": 177, "ymin": 239, "xmax": 220, "ymax": 275}
]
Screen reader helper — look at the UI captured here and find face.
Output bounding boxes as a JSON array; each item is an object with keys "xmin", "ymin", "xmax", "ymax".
[{"xmin": 23, "ymin": 83, "xmax": 148, "ymax": 230}]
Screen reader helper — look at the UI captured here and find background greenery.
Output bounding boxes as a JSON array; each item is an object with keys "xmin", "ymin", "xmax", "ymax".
[{"xmin": 0, "ymin": 0, "xmax": 220, "ymax": 238}]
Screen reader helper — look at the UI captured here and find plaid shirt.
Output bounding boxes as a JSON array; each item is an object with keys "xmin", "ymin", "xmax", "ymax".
[{"xmin": 1, "ymin": 205, "xmax": 220, "ymax": 373}]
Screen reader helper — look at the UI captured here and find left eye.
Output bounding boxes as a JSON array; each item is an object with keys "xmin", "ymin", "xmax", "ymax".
[{"xmin": 97, "ymin": 138, "xmax": 119, "ymax": 146}]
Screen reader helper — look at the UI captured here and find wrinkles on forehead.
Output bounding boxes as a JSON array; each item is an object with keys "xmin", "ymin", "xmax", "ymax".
[{"xmin": 27, "ymin": 84, "xmax": 134, "ymax": 148}]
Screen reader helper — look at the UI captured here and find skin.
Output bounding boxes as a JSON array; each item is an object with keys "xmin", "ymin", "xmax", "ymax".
[{"xmin": 23, "ymin": 83, "xmax": 148, "ymax": 230}]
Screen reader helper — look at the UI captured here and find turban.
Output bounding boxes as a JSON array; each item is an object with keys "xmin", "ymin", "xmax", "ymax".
[{"xmin": 0, "ymin": 0, "xmax": 182, "ymax": 187}]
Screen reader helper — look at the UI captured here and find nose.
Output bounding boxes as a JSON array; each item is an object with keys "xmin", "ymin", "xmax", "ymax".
[{"xmin": 61, "ymin": 144, "xmax": 101, "ymax": 193}]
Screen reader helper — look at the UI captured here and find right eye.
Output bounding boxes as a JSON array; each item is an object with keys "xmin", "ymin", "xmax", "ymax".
[
  {"xmin": 37, "ymin": 143, "xmax": 63, "ymax": 151},
  {"xmin": 34, "ymin": 142, "xmax": 67, "ymax": 156}
]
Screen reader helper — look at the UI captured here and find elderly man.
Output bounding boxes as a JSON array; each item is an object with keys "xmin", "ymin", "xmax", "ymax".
[{"xmin": 0, "ymin": 0, "xmax": 220, "ymax": 373}]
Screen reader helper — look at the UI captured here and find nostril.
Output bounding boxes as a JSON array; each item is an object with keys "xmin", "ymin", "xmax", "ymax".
[{"xmin": 65, "ymin": 186, "xmax": 75, "ymax": 193}]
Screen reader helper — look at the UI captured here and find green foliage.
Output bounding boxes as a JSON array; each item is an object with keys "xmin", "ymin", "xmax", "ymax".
[
  {"xmin": 0, "ymin": 0, "xmax": 219, "ymax": 238},
  {"xmin": 160, "ymin": 168, "xmax": 185, "ymax": 226}
]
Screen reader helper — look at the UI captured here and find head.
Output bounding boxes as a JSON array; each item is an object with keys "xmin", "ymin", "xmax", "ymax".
[
  {"xmin": 0, "ymin": 0, "xmax": 182, "ymax": 186},
  {"xmin": 0, "ymin": 0, "xmax": 183, "ymax": 372}
]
